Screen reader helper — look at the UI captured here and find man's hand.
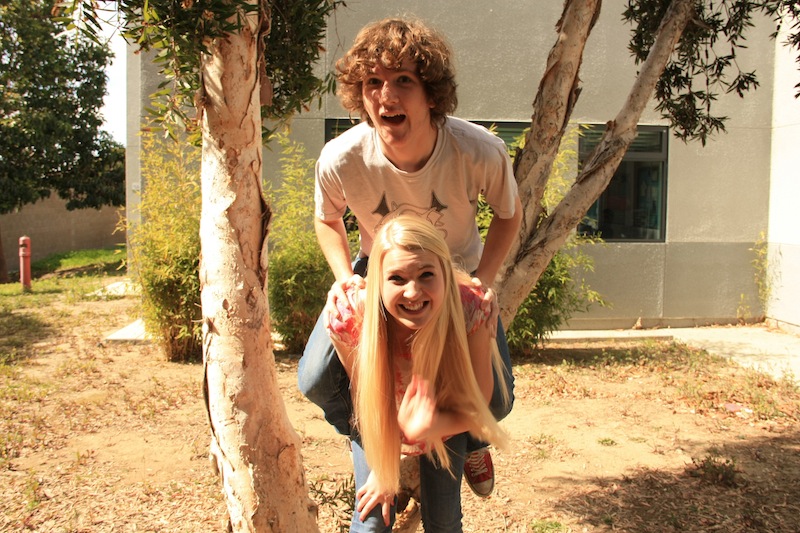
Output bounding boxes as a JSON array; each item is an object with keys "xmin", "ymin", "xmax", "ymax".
[
  {"xmin": 471, "ymin": 277, "xmax": 499, "ymax": 338},
  {"xmin": 356, "ymin": 471, "xmax": 395, "ymax": 526},
  {"xmin": 323, "ymin": 274, "xmax": 366, "ymax": 330}
]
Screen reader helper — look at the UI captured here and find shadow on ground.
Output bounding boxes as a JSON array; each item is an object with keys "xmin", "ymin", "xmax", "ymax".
[
  {"xmin": 550, "ymin": 414, "xmax": 800, "ymax": 532},
  {"xmin": 0, "ymin": 310, "xmax": 55, "ymax": 363}
]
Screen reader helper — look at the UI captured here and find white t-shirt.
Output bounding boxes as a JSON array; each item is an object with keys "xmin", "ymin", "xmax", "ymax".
[{"xmin": 314, "ymin": 117, "xmax": 518, "ymax": 273}]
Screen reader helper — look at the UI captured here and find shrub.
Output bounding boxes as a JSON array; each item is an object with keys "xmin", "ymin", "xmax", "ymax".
[
  {"xmin": 482, "ymin": 124, "xmax": 605, "ymax": 351},
  {"xmin": 267, "ymin": 132, "xmax": 346, "ymax": 354},
  {"xmin": 505, "ymin": 235, "xmax": 604, "ymax": 351},
  {"xmin": 125, "ymin": 131, "xmax": 202, "ymax": 362}
]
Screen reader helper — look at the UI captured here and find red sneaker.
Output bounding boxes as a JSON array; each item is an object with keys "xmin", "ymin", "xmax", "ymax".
[{"xmin": 463, "ymin": 447, "xmax": 494, "ymax": 497}]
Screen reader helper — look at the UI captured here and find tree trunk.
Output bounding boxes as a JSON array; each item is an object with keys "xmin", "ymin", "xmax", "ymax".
[
  {"xmin": 198, "ymin": 6, "xmax": 318, "ymax": 532},
  {"xmin": 497, "ymin": 0, "xmax": 696, "ymax": 328}
]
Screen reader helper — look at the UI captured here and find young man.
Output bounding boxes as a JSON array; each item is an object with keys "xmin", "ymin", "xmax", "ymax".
[{"xmin": 298, "ymin": 17, "xmax": 522, "ymax": 499}]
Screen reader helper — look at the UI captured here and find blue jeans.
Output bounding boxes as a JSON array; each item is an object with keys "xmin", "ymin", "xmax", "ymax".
[
  {"xmin": 297, "ymin": 257, "xmax": 515, "ymax": 443},
  {"xmin": 349, "ymin": 434, "xmax": 467, "ymax": 533}
]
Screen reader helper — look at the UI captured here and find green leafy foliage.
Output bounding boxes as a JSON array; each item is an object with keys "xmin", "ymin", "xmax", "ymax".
[
  {"xmin": 482, "ymin": 125, "xmax": 605, "ymax": 351},
  {"xmin": 261, "ymin": 0, "xmax": 342, "ymax": 128},
  {"xmin": 0, "ymin": 0, "xmax": 125, "ymax": 214},
  {"xmin": 505, "ymin": 238, "xmax": 605, "ymax": 352},
  {"xmin": 624, "ymin": 0, "xmax": 800, "ymax": 144},
  {"xmin": 267, "ymin": 132, "xmax": 337, "ymax": 354},
  {"xmin": 56, "ymin": 0, "xmax": 342, "ymax": 141},
  {"xmin": 126, "ymin": 131, "xmax": 202, "ymax": 362}
]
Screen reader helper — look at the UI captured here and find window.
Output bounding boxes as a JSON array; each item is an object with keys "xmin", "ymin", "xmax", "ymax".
[
  {"xmin": 578, "ymin": 125, "xmax": 668, "ymax": 242},
  {"xmin": 470, "ymin": 121, "xmax": 528, "ymax": 150},
  {"xmin": 325, "ymin": 118, "xmax": 359, "ymax": 141}
]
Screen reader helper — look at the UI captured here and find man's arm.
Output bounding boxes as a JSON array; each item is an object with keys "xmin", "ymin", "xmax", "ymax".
[
  {"xmin": 314, "ymin": 216, "xmax": 355, "ymax": 282},
  {"xmin": 473, "ymin": 195, "xmax": 523, "ymax": 288}
]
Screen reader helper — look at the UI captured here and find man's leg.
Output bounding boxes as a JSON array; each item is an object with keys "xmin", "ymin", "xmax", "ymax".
[
  {"xmin": 488, "ymin": 317, "xmax": 515, "ymax": 421},
  {"xmin": 296, "ymin": 256, "xmax": 369, "ymax": 436},
  {"xmin": 419, "ymin": 433, "xmax": 467, "ymax": 532},
  {"xmin": 297, "ymin": 315, "xmax": 353, "ymax": 435},
  {"xmin": 463, "ymin": 316, "xmax": 514, "ymax": 497}
]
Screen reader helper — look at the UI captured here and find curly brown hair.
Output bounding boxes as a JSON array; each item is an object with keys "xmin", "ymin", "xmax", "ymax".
[{"xmin": 336, "ymin": 18, "xmax": 458, "ymax": 126}]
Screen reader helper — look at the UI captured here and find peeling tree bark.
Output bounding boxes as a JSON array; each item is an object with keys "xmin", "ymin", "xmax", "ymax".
[
  {"xmin": 497, "ymin": 0, "xmax": 697, "ymax": 328},
  {"xmin": 198, "ymin": 6, "xmax": 319, "ymax": 532}
]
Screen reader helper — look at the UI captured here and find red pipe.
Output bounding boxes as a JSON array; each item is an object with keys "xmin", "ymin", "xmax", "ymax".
[{"xmin": 19, "ymin": 236, "xmax": 31, "ymax": 291}]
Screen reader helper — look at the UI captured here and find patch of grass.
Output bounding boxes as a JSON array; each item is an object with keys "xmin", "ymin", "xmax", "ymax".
[
  {"xmin": 0, "ymin": 310, "xmax": 54, "ymax": 364},
  {"xmin": 0, "ymin": 366, "xmax": 49, "ymax": 465},
  {"xmin": 308, "ymin": 474, "xmax": 355, "ymax": 533},
  {"xmin": 55, "ymin": 356, "xmax": 99, "ymax": 380},
  {"xmin": 122, "ymin": 377, "xmax": 197, "ymax": 419},
  {"xmin": 23, "ymin": 471, "xmax": 42, "ymax": 511},
  {"xmin": 0, "ymin": 248, "xmax": 130, "ymax": 365},
  {"xmin": 688, "ymin": 453, "xmax": 740, "ymax": 487},
  {"xmin": 0, "ymin": 270, "xmax": 123, "ymax": 309},
  {"xmin": 526, "ymin": 433, "xmax": 560, "ymax": 461},
  {"xmin": 529, "ymin": 519, "xmax": 567, "ymax": 532},
  {"xmin": 598, "ymin": 437, "xmax": 618, "ymax": 447},
  {"xmin": 30, "ymin": 246, "xmax": 125, "ymax": 278}
]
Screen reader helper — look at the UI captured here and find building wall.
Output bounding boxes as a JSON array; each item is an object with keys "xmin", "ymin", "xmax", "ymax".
[
  {"xmin": 129, "ymin": 0, "xmax": 794, "ymax": 330},
  {"xmin": 767, "ymin": 23, "xmax": 800, "ymax": 332},
  {"xmin": 1, "ymin": 196, "xmax": 123, "ymax": 271}
]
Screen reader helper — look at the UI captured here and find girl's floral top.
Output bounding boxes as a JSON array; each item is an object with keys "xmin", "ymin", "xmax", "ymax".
[{"xmin": 327, "ymin": 283, "xmax": 490, "ymax": 455}]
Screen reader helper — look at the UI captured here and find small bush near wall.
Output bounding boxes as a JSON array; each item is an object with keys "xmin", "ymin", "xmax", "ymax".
[
  {"xmin": 267, "ymin": 133, "xmax": 348, "ymax": 354},
  {"xmin": 483, "ymin": 124, "xmax": 606, "ymax": 351},
  {"xmin": 126, "ymin": 132, "xmax": 202, "ymax": 362},
  {"xmin": 505, "ymin": 235, "xmax": 605, "ymax": 351}
]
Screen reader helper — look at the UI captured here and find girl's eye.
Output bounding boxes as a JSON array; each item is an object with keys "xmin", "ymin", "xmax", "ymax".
[
  {"xmin": 419, "ymin": 271, "xmax": 435, "ymax": 280},
  {"xmin": 397, "ymin": 75, "xmax": 413, "ymax": 84},
  {"xmin": 365, "ymin": 77, "xmax": 381, "ymax": 86},
  {"xmin": 388, "ymin": 274, "xmax": 404, "ymax": 283}
]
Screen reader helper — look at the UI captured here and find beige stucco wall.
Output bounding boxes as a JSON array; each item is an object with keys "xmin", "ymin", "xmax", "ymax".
[
  {"xmin": 767, "ymin": 22, "xmax": 800, "ymax": 332},
  {"xmin": 1, "ymin": 196, "xmax": 123, "ymax": 272},
  {"xmin": 129, "ymin": 0, "xmax": 794, "ymax": 330}
]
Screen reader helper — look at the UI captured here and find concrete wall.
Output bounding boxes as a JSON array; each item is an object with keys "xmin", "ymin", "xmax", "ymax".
[
  {"xmin": 767, "ymin": 23, "xmax": 800, "ymax": 333},
  {"xmin": 129, "ymin": 0, "xmax": 794, "ymax": 330},
  {"xmin": 1, "ymin": 196, "xmax": 123, "ymax": 272}
]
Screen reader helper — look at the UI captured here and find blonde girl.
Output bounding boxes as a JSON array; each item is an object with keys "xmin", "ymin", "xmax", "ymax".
[{"xmin": 327, "ymin": 215, "xmax": 508, "ymax": 532}]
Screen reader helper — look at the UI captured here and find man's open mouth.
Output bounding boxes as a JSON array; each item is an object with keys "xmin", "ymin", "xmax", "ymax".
[{"xmin": 382, "ymin": 114, "xmax": 406, "ymax": 125}]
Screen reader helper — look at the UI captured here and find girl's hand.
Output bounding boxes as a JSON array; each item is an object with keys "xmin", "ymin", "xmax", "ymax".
[
  {"xmin": 356, "ymin": 471, "xmax": 394, "ymax": 526},
  {"xmin": 397, "ymin": 375, "xmax": 438, "ymax": 442}
]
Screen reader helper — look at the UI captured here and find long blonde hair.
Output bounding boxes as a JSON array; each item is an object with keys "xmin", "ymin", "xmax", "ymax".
[{"xmin": 354, "ymin": 215, "xmax": 508, "ymax": 493}]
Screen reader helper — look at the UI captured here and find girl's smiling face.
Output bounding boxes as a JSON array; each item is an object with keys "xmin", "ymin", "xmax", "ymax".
[{"xmin": 380, "ymin": 247, "xmax": 445, "ymax": 335}]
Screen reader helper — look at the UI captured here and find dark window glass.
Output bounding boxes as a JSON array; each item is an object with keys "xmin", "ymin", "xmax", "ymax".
[{"xmin": 578, "ymin": 125, "xmax": 668, "ymax": 242}]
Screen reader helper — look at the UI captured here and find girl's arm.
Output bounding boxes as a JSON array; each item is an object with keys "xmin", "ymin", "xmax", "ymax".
[
  {"xmin": 356, "ymin": 472, "xmax": 394, "ymax": 527},
  {"xmin": 398, "ymin": 364, "xmax": 493, "ymax": 443},
  {"xmin": 467, "ymin": 315, "xmax": 495, "ymax": 404},
  {"xmin": 326, "ymin": 285, "xmax": 364, "ymax": 381},
  {"xmin": 331, "ymin": 337, "xmax": 356, "ymax": 380}
]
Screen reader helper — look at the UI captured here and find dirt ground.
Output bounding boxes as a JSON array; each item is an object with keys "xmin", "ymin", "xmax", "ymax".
[{"xmin": 2, "ymin": 279, "xmax": 799, "ymax": 532}]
